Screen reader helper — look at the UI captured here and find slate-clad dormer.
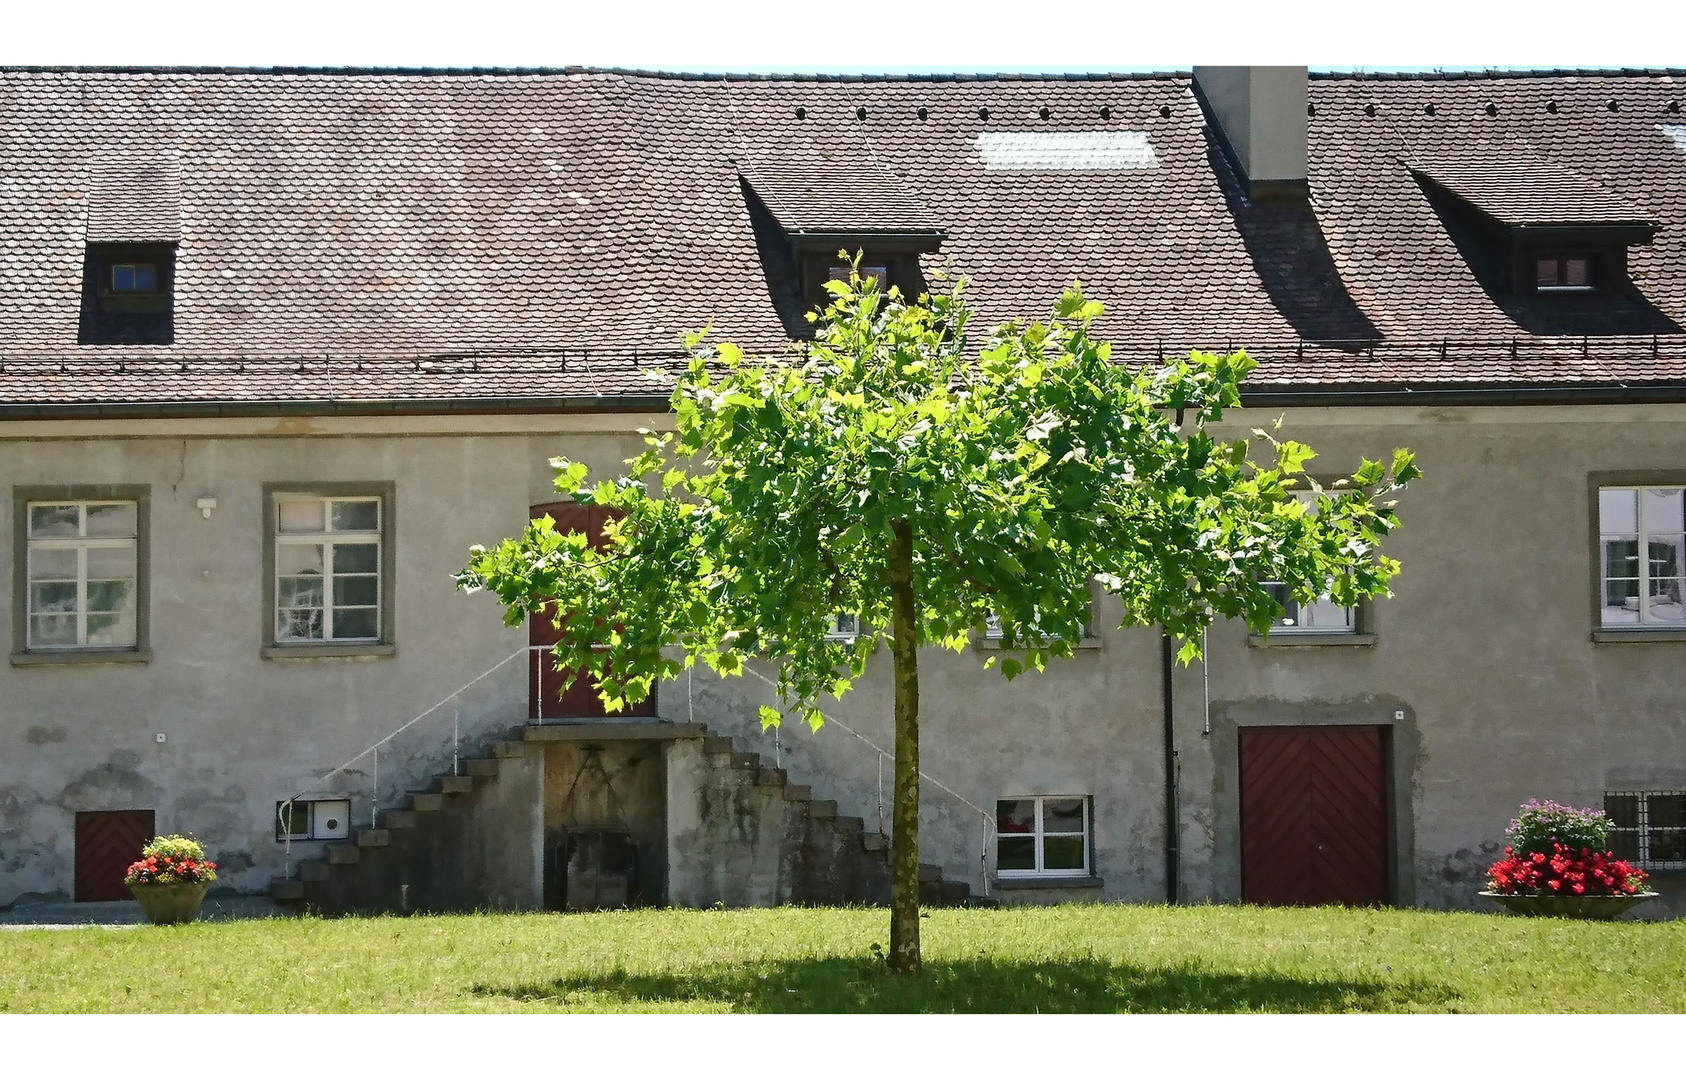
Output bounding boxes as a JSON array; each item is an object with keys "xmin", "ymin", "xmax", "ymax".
[{"xmin": 79, "ymin": 154, "xmax": 181, "ymax": 345}]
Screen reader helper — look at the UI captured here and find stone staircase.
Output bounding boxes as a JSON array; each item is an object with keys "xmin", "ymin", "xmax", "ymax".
[{"xmin": 270, "ymin": 725, "xmax": 990, "ymax": 913}]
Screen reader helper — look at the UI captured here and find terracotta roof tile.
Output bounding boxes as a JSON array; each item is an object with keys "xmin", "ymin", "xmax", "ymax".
[{"xmin": 1, "ymin": 68, "xmax": 1685, "ymax": 411}]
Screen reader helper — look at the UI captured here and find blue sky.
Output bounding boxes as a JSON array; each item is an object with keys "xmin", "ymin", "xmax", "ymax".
[{"xmin": 3, "ymin": 1, "xmax": 1675, "ymax": 71}]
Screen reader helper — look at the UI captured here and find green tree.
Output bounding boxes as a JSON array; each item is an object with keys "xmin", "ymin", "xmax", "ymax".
[{"xmin": 458, "ymin": 270, "xmax": 1418, "ymax": 973}]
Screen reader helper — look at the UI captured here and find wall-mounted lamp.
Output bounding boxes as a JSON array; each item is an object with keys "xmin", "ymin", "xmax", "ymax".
[{"xmin": 195, "ymin": 497, "xmax": 218, "ymax": 519}]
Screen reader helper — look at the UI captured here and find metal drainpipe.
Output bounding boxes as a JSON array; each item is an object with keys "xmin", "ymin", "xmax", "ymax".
[{"xmin": 1162, "ymin": 631, "xmax": 1179, "ymax": 904}]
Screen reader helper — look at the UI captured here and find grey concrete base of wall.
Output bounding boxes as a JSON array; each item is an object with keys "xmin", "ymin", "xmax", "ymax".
[{"xmin": 665, "ymin": 738, "xmax": 891, "ymax": 908}]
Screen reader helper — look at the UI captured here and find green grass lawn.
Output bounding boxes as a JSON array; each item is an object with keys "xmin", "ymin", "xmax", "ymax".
[{"xmin": 2, "ymin": 904, "xmax": 1682, "ymax": 1013}]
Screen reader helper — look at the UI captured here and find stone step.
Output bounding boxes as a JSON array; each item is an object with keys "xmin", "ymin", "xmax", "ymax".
[
  {"xmin": 437, "ymin": 775, "xmax": 475, "ymax": 795},
  {"xmin": 380, "ymin": 810, "xmax": 418, "ymax": 830},
  {"xmin": 410, "ymin": 792, "xmax": 444, "ymax": 813},
  {"xmin": 781, "ymin": 785, "xmax": 811, "ymax": 802},
  {"xmin": 756, "ymin": 767, "xmax": 787, "ymax": 788},
  {"xmin": 269, "ymin": 877, "xmax": 306, "ymax": 902},
  {"xmin": 702, "ymin": 736, "xmax": 736, "ymax": 755},
  {"xmin": 834, "ymin": 815, "xmax": 865, "ymax": 834},
  {"xmin": 861, "ymin": 832, "xmax": 889, "ymax": 852},
  {"xmin": 807, "ymin": 799, "xmax": 837, "ymax": 819},
  {"xmin": 465, "ymin": 758, "xmax": 500, "ymax": 778},
  {"xmin": 326, "ymin": 844, "xmax": 361, "ymax": 865},
  {"xmin": 356, "ymin": 828, "xmax": 389, "ymax": 848},
  {"xmin": 298, "ymin": 860, "xmax": 331, "ymax": 883}
]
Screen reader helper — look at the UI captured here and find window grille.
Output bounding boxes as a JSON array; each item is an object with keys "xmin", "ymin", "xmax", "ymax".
[{"xmin": 1605, "ymin": 791, "xmax": 1686, "ymax": 870}]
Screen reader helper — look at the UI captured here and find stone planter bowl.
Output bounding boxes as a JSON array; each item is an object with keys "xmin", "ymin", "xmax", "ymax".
[
  {"xmin": 127, "ymin": 881, "xmax": 212, "ymax": 925},
  {"xmin": 1480, "ymin": 890, "xmax": 1659, "ymax": 920}
]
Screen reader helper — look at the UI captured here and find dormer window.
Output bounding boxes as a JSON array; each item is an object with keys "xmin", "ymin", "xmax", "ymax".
[
  {"xmin": 830, "ymin": 264, "xmax": 889, "ymax": 290},
  {"xmin": 111, "ymin": 263, "xmax": 159, "ymax": 293},
  {"xmin": 1536, "ymin": 255, "xmax": 1594, "ymax": 292}
]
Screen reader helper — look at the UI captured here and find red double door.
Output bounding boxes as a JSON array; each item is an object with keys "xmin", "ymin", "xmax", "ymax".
[
  {"xmin": 1239, "ymin": 725, "xmax": 1390, "ymax": 906},
  {"xmin": 527, "ymin": 502, "xmax": 655, "ymax": 720}
]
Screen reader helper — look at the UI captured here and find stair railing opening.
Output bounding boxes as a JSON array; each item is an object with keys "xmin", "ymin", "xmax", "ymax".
[{"xmin": 277, "ymin": 645, "xmax": 526, "ymax": 880}]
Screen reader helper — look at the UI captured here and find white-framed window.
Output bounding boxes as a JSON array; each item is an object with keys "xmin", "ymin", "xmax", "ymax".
[
  {"xmin": 110, "ymin": 262, "xmax": 159, "ymax": 293},
  {"xmin": 1598, "ymin": 487, "xmax": 1686, "ymax": 627},
  {"xmin": 1605, "ymin": 791, "xmax": 1686, "ymax": 870},
  {"xmin": 996, "ymin": 795, "xmax": 1090, "ymax": 878},
  {"xmin": 275, "ymin": 799, "xmax": 352, "ymax": 842},
  {"xmin": 1262, "ymin": 489, "xmax": 1357, "ymax": 634},
  {"xmin": 825, "ymin": 613, "xmax": 861, "ymax": 641},
  {"xmin": 273, "ymin": 495, "xmax": 383, "ymax": 642},
  {"xmin": 25, "ymin": 500, "xmax": 138, "ymax": 649}
]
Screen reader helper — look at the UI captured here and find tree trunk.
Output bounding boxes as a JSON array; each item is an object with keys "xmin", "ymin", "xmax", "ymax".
[{"xmin": 887, "ymin": 517, "xmax": 921, "ymax": 974}]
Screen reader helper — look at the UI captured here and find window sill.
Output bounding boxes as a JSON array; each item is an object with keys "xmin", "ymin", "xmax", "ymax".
[
  {"xmin": 1248, "ymin": 633, "xmax": 1377, "ymax": 648},
  {"xmin": 1591, "ymin": 630, "xmax": 1686, "ymax": 643},
  {"xmin": 974, "ymin": 638, "xmax": 1103, "ymax": 652},
  {"xmin": 10, "ymin": 648, "xmax": 153, "ymax": 667},
  {"xmin": 994, "ymin": 875, "xmax": 1105, "ymax": 890},
  {"xmin": 261, "ymin": 643, "xmax": 397, "ymax": 660}
]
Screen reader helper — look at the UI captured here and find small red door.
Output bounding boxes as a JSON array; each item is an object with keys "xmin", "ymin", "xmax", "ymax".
[
  {"xmin": 1239, "ymin": 725, "xmax": 1389, "ymax": 906},
  {"xmin": 527, "ymin": 502, "xmax": 655, "ymax": 720},
  {"xmin": 75, "ymin": 809, "xmax": 155, "ymax": 902}
]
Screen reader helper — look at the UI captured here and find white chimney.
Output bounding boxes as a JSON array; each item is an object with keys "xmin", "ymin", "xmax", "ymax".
[{"xmin": 1192, "ymin": 66, "xmax": 1309, "ymax": 199}]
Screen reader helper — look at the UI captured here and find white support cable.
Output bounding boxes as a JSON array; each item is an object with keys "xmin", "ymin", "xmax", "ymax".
[{"xmin": 285, "ymin": 645, "xmax": 526, "ymax": 805}]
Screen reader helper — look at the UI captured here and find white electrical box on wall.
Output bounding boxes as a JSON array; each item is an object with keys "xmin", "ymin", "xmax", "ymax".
[{"xmin": 312, "ymin": 800, "xmax": 351, "ymax": 840}]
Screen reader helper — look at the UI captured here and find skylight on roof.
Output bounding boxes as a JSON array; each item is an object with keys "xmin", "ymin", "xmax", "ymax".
[
  {"xmin": 975, "ymin": 131, "xmax": 1159, "ymax": 172},
  {"xmin": 1662, "ymin": 125, "xmax": 1686, "ymax": 157}
]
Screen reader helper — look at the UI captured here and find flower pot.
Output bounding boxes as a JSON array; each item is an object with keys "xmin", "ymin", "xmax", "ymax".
[
  {"xmin": 127, "ymin": 881, "xmax": 211, "ymax": 925},
  {"xmin": 1479, "ymin": 890, "xmax": 1659, "ymax": 920}
]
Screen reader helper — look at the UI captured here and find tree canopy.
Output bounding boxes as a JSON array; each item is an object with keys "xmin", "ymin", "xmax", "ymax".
[{"xmin": 458, "ymin": 269, "xmax": 1418, "ymax": 972}]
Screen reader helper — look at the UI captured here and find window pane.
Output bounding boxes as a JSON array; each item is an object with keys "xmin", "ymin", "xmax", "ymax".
[
  {"xmin": 1647, "ymin": 536, "xmax": 1686, "ymax": 622},
  {"xmin": 997, "ymin": 836, "xmax": 1036, "ymax": 871},
  {"xmin": 334, "ymin": 576, "xmax": 378, "ymax": 607},
  {"xmin": 1603, "ymin": 537, "xmax": 1640, "ymax": 623},
  {"xmin": 333, "ymin": 543, "xmax": 378, "ymax": 575},
  {"xmin": 278, "ymin": 577, "xmax": 325, "ymax": 608},
  {"xmin": 1296, "ymin": 596, "xmax": 1353, "ymax": 631},
  {"xmin": 1600, "ymin": 489, "xmax": 1639, "ymax": 534},
  {"xmin": 276, "ymin": 802, "xmax": 309, "ymax": 840},
  {"xmin": 85, "ymin": 545, "xmax": 136, "ymax": 581},
  {"xmin": 996, "ymin": 799, "xmax": 1035, "ymax": 834},
  {"xmin": 329, "ymin": 499, "xmax": 379, "ymax": 532},
  {"xmin": 84, "ymin": 502, "xmax": 136, "ymax": 538},
  {"xmin": 311, "ymin": 800, "xmax": 351, "ymax": 840},
  {"xmin": 28, "ymin": 504, "xmax": 80, "ymax": 538},
  {"xmin": 86, "ymin": 610, "xmax": 136, "ymax": 647},
  {"xmin": 29, "ymin": 614, "xmax": 77, "ymax": 647},
  {"xmin": 277, "ymin": 607, "xmax": 324, "ymax": 640},
  {"xmin": 1645, "ymin": 488, "xmax": 1686, "ymax": 532},
  {"xmin": 29, "ymin": 581, "xmax": 78, "ymax": 614},
  {"xmin": 86, "ymin": 578, "xmax": 132, "ymax": 613},
  {"xmin": 134, "ymin": 264, "xmax": 157, "ymax": 291},
  {"xmin": 1536, "ymin": 258, "xmax": 1558, "ymax": 287},
  {"xmin": 278, "ymin": 499, "xmax": 326, "ymax": 534},
  {"xmin": 1605, "ymin": 795, "xmax": 1640, "ymax": 860},
  {"xmin": 276, "ymin": 543, "xmax": 325, "ymax": 576},
  {"xmin": 28, "ymin": 547, "xmax": 79, "ymax": 582},
  {"xmin": 113, "ymin": 264, "xmax": 135, "ymax": 291},
  {"xmin": 1042, "ymin": 798, "xmax": 1085, "ymax": 834},
  {"xmin": 332, "ymin": 608, "xmax": 379, "ymax": 640},
  {"xmin": 1043, "ymin": 835, "xmax": 1086, "ymax": 871},
  {"xmin": 1564, "ymin": 258, "xmax": 1589, "ymax": 287}
]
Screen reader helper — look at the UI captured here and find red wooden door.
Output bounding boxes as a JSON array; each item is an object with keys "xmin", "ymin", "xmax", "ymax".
[
  {"xmin": 527, "ymin": 502, "xmax": 655, "ymax": 720},
  {"xmin": 1239, "ymin": 726, "xmax": 1389, "ymax": 906},
  {"xmin": 75, "ymin": 809, "xmax": 155, "ymax": 902}
]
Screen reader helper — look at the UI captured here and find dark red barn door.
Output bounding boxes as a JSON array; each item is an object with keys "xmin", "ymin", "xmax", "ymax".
[
  {"xmin": 75, "ymin": 809, "xmax": 155, "ymax": 902},
  {"xmin": 1239, "ymin": 725, "xmax": 1389, "ymax": 906},
  {"xmin": 527, "ymin": 502, "xmax": 655, "ymax": 720}
]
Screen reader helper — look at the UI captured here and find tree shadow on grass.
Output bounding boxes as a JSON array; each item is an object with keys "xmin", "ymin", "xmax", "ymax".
[{"xmin": 473, "ymin": 957, "xmax": 1457, "ymax": 1013}]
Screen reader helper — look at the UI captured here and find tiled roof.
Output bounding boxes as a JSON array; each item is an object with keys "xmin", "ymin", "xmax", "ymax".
[
  {"xmin": 3, "ymin": 67, "xmax": 1686, "ymax": 412},
  {"xmin": 1409, "ymin": 147, "xmax": 1653, "ymax": 228},
  {"xmin": 735, "ymin": 130, "xmax": 942, "ymax": 236},
  {"xmin": 85, "ymin": 154, "xmax": 182, "ymax": 243}
]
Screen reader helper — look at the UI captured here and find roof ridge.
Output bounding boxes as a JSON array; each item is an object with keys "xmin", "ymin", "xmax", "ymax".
[
  {"xmin": 0, "ymin": 64, "xmax": 1193, "ymax": 82},
  {"xmin": 1310, "ymin": 67, "xmax": 1686, "ymax": 81}
]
